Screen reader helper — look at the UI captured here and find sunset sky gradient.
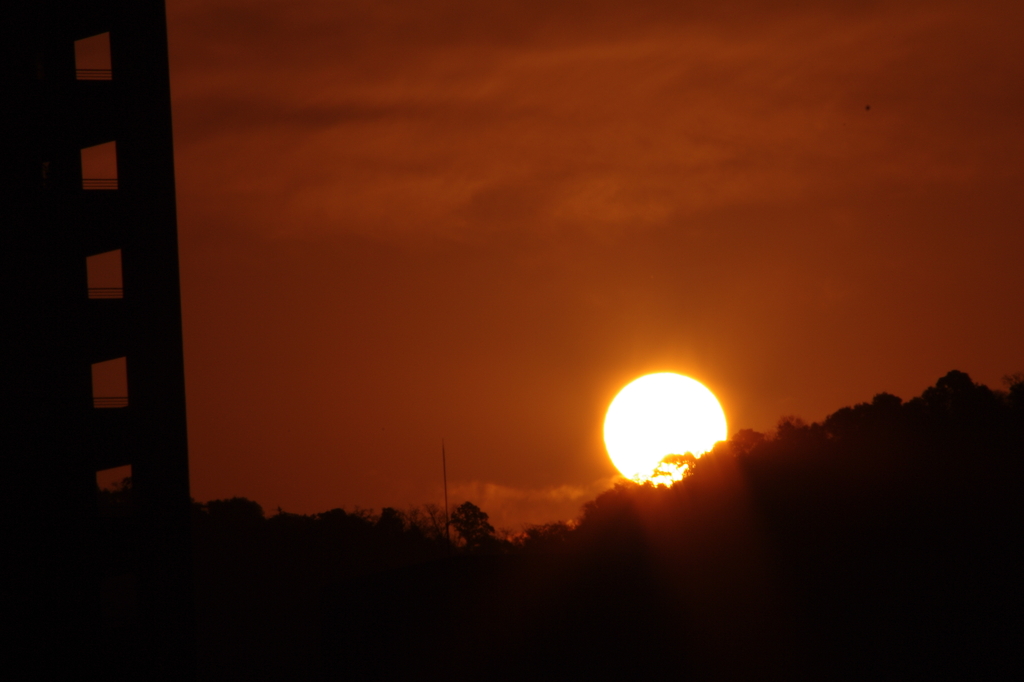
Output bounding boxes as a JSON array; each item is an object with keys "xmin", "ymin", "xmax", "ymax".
[{"xmin": 164, "ymin": 0, "xmax": 1023, "ymax": 527}]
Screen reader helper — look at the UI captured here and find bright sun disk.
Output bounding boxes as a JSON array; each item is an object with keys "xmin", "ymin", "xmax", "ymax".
[{"xmin": 604, "ymin": 373, "xmax": 727, "ymax": 483}]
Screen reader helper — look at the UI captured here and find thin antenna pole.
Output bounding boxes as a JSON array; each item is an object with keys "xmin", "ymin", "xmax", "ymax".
[{"xmin": 442, "ymin": 438, "xmax": 451, "ymax": 552}]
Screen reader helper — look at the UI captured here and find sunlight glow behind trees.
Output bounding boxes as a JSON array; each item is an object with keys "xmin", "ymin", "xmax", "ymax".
[{"xmin": 604, "ymin": 373, "xmax": 727, "ymax": 483}]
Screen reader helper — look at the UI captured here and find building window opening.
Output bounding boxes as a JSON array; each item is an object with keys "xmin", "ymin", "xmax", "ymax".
[
  {"xmin": 97, "ymin": 465, "xmax": 133, "ymax": 521},
  {"xmin": 81, "ymin": 141, "xmax": 118, "ymax": 190},
  {"xmin": 97, "ymin": 464, "xmax": 132, "ymax": 493},
  {"xmin": 87, "ymin": 249, "xmax": 123, "ymax": 299},
  {"xmin": 75, "ymin": 32, "xmax": 112, "ymax": 80},
  {"xmin": 92, "ymin": 357, "xmax": 128, "ymax": 408}
]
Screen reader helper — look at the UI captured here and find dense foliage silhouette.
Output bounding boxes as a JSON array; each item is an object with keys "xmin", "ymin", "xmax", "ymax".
[
  {"xmin": 449, "ymin": 500, "xmax": 497, "ymax": 551},
  {"xmin": 95, "ymin": 370, "xmax": 1022, "ymax": 679}
]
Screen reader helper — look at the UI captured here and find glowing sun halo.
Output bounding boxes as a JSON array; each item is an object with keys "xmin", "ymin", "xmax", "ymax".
[{"xmin": 604, "ymin": 373, "xmax": 727, "ymax": 483}]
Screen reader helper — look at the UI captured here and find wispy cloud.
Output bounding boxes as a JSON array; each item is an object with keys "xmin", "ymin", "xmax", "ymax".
[
  {"xmin": 449, "ymin": 476, "xmax": 622, "ymax": 529},
  {"xmin": 170, "ymin": 0, "xmax": 1024, "ymax": 243}
]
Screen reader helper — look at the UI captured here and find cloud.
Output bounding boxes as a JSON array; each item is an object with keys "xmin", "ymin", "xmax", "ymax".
[
  {"xmin": 449, "ymin": 476, "xmax": 622, "ymax": 529},
  {"xmin": 168, "ymin": 0, "xmax": 1024, "ymax": 244}
]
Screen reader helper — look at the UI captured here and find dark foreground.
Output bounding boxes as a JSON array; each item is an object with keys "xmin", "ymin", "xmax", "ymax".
[{"xmin": 192, "ymin": 371, "xmax": 1023, "ymax": 680}]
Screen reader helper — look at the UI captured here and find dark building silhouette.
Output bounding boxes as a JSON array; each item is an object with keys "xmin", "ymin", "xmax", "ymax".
[{"xmin": 2, "ymin": 1, "xmax": 194, "ymax": 677}]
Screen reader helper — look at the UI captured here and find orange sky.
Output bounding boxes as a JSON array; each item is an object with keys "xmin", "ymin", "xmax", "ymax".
[{"xmin": 164, "ymin": 0, "xmax": 1024, "ymax": 528}]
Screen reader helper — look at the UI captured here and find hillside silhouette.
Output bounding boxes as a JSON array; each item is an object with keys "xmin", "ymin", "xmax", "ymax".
[{"xmin": 98, "ymin": 370, "xmax": 1023, "ymax": 679}]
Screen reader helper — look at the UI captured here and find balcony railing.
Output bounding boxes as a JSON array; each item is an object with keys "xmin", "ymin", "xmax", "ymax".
[
  {"xmin": 83, "ymin": 178, "xmax": 118, "ymax": 190},
  {"xmin": 77, "ymin": 68, "xmax": 112, "ymax": 81},
  {"xmin": 94, "ymin": 396, "xmax": 128, "ymax": 409},
  {"xmin": 89, "ymin": 287, "xmax": 123, "ymax": 299}
]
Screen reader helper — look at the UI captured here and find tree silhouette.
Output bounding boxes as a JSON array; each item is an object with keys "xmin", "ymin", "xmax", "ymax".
[
  {"xmin": 376, "ymin": 507, "xmax": 405, "ymax": 536},
  {"xmin": 1005, "ymin": 371, "xmax": 1024, "ymax": 411},
  {"xmin": 449, "ymin": 501, "xmax": 496, "ymax": 551},
  {"xmin": 115, "ymin": 368, "xmax": 1024, "ymax": 679}
]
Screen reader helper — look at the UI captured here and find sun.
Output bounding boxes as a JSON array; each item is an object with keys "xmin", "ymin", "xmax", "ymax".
[{"xmin": 604, "ymin": 373, "xmax": 727, "ymax": 483}]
